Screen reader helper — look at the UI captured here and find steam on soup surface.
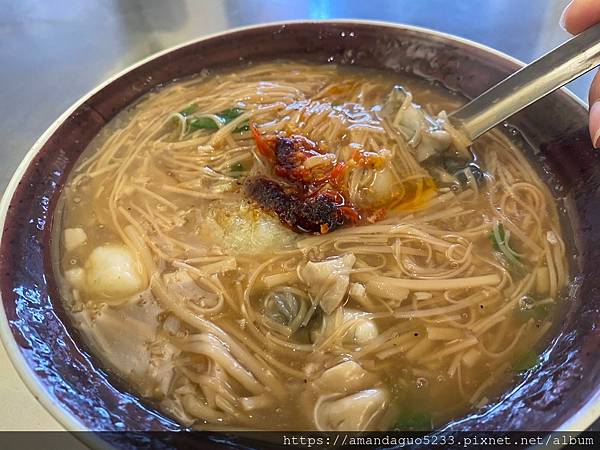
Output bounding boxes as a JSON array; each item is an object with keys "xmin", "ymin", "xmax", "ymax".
[{"xmin": 54, "ymin": 61, "xmax": 568, "ymax": 431}]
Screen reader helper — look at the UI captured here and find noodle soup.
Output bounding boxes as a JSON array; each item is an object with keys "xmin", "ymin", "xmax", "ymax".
[{"xmin": 53, "ymin": 61, "xmax": 568, "ymax": 431}]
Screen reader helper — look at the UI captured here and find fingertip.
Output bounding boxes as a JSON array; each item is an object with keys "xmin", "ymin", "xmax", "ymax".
[
  {"xmin": 588, "ymin": 101, "xmax": 600, "ymax": 148},
  {"xmin": 560, "ymin": 1, "xmax": 573, "ymax": 31},
  {"xmin": 560, "ymin": 0, "xmax": 600, "ymax": 34},
  {"xmin": 589, "ymin": 70, "xmax": 600, "ymax": 106}
]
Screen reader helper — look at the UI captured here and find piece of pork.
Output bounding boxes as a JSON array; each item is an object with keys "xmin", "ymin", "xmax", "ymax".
[{"xmin": 300, "ymin": 253, "xmax": 356, "ymax": 314}]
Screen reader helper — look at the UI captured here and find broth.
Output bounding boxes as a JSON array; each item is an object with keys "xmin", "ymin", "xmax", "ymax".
[{"xmin": 53, "ymin": 61, "xmax": 568, "ymax": 431}]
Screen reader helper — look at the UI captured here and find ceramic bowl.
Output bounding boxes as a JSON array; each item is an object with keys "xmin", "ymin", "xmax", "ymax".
[{"xmin": 1, "ymin": 21, "xmax": 600, "ymax": 440}]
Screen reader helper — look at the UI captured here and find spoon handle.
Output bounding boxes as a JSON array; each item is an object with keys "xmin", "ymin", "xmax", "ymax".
[{"xmin": 448, "ymin": 23, "xmax": 600, "ymax": 141}]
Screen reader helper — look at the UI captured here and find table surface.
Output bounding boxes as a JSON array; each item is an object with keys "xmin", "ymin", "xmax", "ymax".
[{"xmin": 0, "ymin": 0, "xmax": 592, "ymax": 432}]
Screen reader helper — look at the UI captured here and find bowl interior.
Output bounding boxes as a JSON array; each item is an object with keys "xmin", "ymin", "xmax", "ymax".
[{"xmin": 1, "ymin": 21, "xmax": 600, "ymax": 438}]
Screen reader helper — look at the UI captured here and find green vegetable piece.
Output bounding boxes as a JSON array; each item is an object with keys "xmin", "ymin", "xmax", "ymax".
[
  {"xmin": 234, "ymin": 121, "xmax": 250, "ymax": 133},
  {"xmin": 489, "ymin": 222, "xmax": 506, "ymax": 252},
  {"xmin": 393, "ymin": 411, "xmax": 433, "ymax": 431},
  {"xmin": 189, "ymin": 116, "xmax": 219, "ymax": 130},
  {"xmin": 187, "ymin": 107, "xmax": 245, "ymax": 132},
  {"xmin": 179, "ymin": 104, "xmax": 198, "ymax": 117},
  {"xmin": 229, "ymin": 162, "xmax": 245, "ymax": 179},
  {"xmin": 512, "ymin": 351, "xmax": 542, "ymax": 372},
  {"xmin": 220, "ymin": 109, "xmax": 248, "ymax": 132},
  {"xmin": 489, "ymin": 222, "xmax": 524, "ymax": 273},
  {"xmin": 217, "ymin": 108, "xmax": 244, "ymax": 122}
]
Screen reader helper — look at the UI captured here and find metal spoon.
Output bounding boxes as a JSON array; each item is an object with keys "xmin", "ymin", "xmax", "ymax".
[{"xmin": 448, "ymin": 23, "xmax": 600, "ymax": 141}]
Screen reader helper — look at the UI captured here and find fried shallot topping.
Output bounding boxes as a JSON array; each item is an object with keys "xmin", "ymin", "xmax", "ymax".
[
  {"xmin": 245, "ymin": 126, "xmax": 436, "ymax": 234},
  {"xmin": 244, "ymin": 176, "xmax": 358, "ymax": 234},
  {"xmin": 245, "ymin": 126, "xmax": 361, "ymax": 234},
  {"xmin": 252, "ymin": 126, "xmax": 335, "ymax": 185}
]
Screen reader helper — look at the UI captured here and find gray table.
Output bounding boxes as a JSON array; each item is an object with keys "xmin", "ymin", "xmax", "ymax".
[{"xmin": 0, "ymin": 0, "xmax": 593, "ymax": 432}]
